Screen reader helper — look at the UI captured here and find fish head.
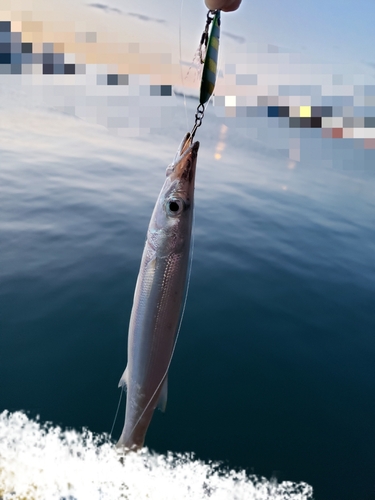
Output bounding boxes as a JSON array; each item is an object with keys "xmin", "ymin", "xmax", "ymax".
[
  {"xmin": 164, "ymin": 132, "xmax": 199, "ymax": 217},
  {"xmin": 166, "ymin": 132, "xmax": 199, "ymax": 192},
  {"xmin": 153, "ymin": 133, "xmax": 199, "ymax": 250}
]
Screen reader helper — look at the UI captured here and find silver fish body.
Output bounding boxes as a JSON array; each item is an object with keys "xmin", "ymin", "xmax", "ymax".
[{"xmin": 117, "ymin": 133, "xmax": 199, "ymax": 451}]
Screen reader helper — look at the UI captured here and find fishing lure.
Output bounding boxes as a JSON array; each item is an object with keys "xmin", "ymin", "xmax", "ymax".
[
  {"xmin": 200, "ymin": 9, "xmax": 221, "ymax": 106},
  {"xmin": 191, "ymin": 9, "xmax": 221, "ymax": 138}
]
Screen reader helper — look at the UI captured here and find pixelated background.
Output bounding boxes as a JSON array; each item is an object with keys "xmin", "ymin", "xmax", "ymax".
[{"xmin": 1, "ymin": 1, "xmax": 375, "ymax": 500}]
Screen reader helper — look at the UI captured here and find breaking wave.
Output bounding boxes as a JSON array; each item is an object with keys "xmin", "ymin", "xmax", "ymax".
[{"xmin": 0, "ymin": 411, "xmax": 313, "ymax": 500}]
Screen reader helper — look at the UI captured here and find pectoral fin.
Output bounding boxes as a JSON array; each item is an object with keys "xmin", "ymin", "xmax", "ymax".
[
  {"xmin": 157, "ymin": 376, "xmax": 168, "ymax": 412},
  {"xmin": 118, "ymin": 366, "xmax": 128, "ymax": 388}
]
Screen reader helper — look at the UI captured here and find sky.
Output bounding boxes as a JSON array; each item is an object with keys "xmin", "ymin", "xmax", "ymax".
[
  {"xmin": 3, "ymin": 0, "xmax": 374, "ymax": 85},
  {"xmin": 101, "ymin": 0, "xmax": 375, "ymax": 74},
  {"xmin": 2, "ymin": 0, "xmax": 375, "ymax": 146}
]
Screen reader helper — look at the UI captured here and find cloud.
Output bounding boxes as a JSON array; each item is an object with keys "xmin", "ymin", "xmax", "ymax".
[
  {"xmin": 88, "ymin": 5, "xmax": 166, "ymax": 24},
  {"xmin": 127, "ymin": 12, "xmax": 166, "ymax": 24},
  {"xmin": 88, "ymin": 3, "xmax": 122, "ymax": 14},
  {"xmin": 222, "ymin": 31, "xmax": 246, "ymax": 44}
]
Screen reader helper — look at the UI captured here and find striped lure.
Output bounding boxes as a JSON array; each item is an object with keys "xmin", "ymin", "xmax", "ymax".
[
  {"xmin": 200, "ymin": 10, "xmax": 221, "ymax": 106},
  {"xmin": 191, "ymin": 10, "xmax": 221, "ymax": 139}
]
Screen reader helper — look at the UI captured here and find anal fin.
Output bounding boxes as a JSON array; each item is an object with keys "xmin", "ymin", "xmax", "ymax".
[
  {"xmin": 118, "ymin": 366, "xmax": 128, "ymax": 388},
  {"xmin": 157, "ymin": 376, "xmax": 168, "ymax": 412}
]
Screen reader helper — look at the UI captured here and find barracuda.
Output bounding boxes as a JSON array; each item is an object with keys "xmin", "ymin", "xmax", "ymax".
[{"xmin": 117, "ymin": 133, "xmax": 199, "ymax": 451}]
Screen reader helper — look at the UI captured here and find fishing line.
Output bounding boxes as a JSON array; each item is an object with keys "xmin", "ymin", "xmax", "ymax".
[
  {"xmin": 178, "ymin": 0, "xmax": 189, "ymax": 131},
  {"xmin": 109, "ymin": 387, "xmax": 123, "ymax": 439}
]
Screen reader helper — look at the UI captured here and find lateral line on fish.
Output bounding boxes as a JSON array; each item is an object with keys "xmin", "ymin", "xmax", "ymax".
[{"xmin": 122, "ymin": 236, "xmax": 194, "ymax": 447}]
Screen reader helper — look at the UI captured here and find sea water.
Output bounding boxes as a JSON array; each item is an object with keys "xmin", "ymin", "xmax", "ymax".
[
  {"xmin": 0, "ymin": 411, "xmax": 312, "ymax": 500},
  {"xmin": 1, "ymin": 20, "xmax": 375, "ymax": 500}
]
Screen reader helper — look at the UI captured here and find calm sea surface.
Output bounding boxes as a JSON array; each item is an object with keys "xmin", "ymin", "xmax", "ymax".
[{"xmin": 1, "ymin": 90, "xmax": 375, "ymax": 499}]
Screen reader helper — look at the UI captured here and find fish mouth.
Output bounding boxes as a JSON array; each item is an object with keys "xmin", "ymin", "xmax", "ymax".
[
  {"xmin": 171, "ymin": 133, "xmax": 199, "ymax": 183},
  {"xmin": 174, "ymin": 132, "xmax": 200, "ymax": 164},
  {"xmin": 166, "ymin": 132, "xmax": 199, "ymax": 184}
]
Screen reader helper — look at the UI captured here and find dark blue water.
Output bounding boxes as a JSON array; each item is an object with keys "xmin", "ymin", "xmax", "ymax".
[{"xmin": 1, "ymin": 97, "xmax": 375, "ymax": 499}]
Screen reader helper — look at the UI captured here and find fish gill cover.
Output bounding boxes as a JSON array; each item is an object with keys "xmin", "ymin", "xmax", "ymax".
[{"xmin": 0, "ymin": 411, "xmax": 313, "ymax": 500}]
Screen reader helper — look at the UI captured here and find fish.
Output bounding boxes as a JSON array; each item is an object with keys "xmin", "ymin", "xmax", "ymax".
[{"xmin": 117, "ymin": 132, "xmax": 200, "ymax": 451}]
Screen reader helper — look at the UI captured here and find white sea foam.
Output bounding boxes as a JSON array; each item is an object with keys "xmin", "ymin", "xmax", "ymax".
[{"xmin": 0, "ymin": 411, "xmax": 313, "ymax": 500}]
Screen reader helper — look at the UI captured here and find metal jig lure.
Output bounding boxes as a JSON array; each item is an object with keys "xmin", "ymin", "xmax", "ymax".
[{"xmin": 191, "ymin": 9, "xmax": 221, "ymax": 139}]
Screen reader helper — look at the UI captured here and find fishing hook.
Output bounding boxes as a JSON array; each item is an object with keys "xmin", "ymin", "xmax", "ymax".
[{"xmin": 198, "ymin": 9, "xmax": 216, "ymax": 64}]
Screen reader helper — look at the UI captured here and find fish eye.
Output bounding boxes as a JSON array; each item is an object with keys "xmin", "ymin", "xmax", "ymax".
[
  {"xmin": 169, "ymin": 201, "xmax": 180, "ymax": 212},
  {"xmin": 166, "ymin": 198, "xmax": 184, "ymax": 216}
]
